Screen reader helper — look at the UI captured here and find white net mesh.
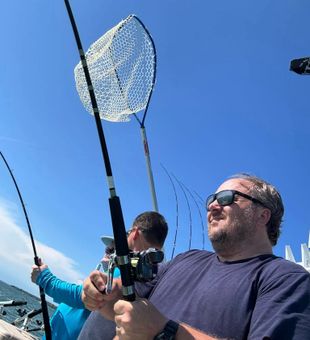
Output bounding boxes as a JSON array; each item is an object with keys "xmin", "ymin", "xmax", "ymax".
[{"xmin": 74, "ymin": 15, "xmax": 156, "ymax": 122}]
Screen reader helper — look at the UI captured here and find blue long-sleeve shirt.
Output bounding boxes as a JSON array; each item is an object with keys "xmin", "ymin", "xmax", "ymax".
[
  {"xmin": 36, "ymin": 268, "xmax": 90, "ymax": 340},
  {"xmin": 37, "ymin": 269, "xmax": 84, "ymax": 308}
]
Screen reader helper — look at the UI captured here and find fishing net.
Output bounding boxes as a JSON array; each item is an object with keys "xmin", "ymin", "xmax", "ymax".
[{"xmin": 74, "ymin": 15, "xmax": 156, "ymax": 122}]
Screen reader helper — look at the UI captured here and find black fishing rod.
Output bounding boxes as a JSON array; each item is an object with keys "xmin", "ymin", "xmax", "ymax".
[
  {"xmin": 172, "ymin": 173, "xmax": 193, "ymax": 251},
  {"xmin": 177, "ymin": 180, "xmax": 206, "ymax": 251},
  {"xmin": 161, "ymin": 164, "xmax": 179, "ymax": 260},
  {"xmin": 0, "ymin": 151, "xmax": 52, "ymax": 340},
  {"xmin": 63, "ymin": 0, "xmax": 135, "ymax": 301}
]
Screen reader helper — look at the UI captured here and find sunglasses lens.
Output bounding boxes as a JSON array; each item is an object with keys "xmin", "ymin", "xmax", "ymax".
[
  {"xmin": 206, "ymin": 194, "xmax": 216, "ymax": 208},
  {"xmin": 207, "ymin": 190, "xmax": 236, "ymax": 209},
  {"xmin": 217, "ymin": 190, "xmax": 234, "ymax": 206}
]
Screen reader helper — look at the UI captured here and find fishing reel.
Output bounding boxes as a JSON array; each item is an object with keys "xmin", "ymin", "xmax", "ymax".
[
  {"xmin": 103, "ymin": 248, "xmax": 164, "ymax": 293},
  {"xmin": 129, "ymin": 248, "xmax": 164, "ymax": 282}
]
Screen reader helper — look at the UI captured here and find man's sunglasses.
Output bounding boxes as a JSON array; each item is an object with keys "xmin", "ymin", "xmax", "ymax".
[
  {"xmin": 105, "ymin": 246, "xmax": 115, "ymax": 255},
  {"xmin": 126, "ymin": 229, "xmax": 134, "ymax": 237},
  {"xmin": 206, "ymin": 190, "xmax": 265, "ymax": 210},
  {"xmin": 126, "ymin": 227, "xmax": 146, "ymax": 237}
]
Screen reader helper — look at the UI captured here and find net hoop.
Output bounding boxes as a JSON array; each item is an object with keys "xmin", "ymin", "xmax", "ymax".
[{"xmin": 74, "ymin": 15, "xmax": 156, "ymax": 123}]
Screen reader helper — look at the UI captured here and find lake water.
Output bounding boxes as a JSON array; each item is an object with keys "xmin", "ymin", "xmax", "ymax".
[{"xmin": 0, "ymin": 280, "xmax": 56, "ymax": 338}]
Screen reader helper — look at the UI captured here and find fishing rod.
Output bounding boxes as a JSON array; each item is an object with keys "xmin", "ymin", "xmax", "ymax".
[
  {"xmin": 177, "ymin": 180, "xmax": 206, "ymax": 250},
  {"xmin": 172, "ymin": 173, "xmax": 193, "ymax": 251},
  {"xmin": 193, "ymin": 190, "xmax": 205, "ymax": 206},
  {"xmin": 64, "ymin": 0, "xmax": 135, "ymax": 301},
  {"xmin": 161, "ymin": 164, "xmax": 179, "ymax": 259},
  {"xmin": 0, "ymin": 151, "xmax": 52, "ymax": 340}
]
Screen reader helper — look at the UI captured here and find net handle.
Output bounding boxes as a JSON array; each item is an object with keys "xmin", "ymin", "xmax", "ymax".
[
  {"xmin": 140, "ymin": 127, "xmax": 159, "ymax": 212},
  {"xmin": 129, "ymin": 16, "xmax": 158, "ymax": 211}
]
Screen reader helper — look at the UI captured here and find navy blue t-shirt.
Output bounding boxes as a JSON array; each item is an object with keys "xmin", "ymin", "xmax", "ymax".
[
  {"xmin": 79, "ymin": 250, "xmax": 310, "ymax": 340},
  {"xmin": 136, "ymin": 250, "xmax": 310, "ymax": 340}
]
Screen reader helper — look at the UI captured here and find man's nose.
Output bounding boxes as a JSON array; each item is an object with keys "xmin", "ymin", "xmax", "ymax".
[{"xmin": 207, "ymin": 199, "xmax": 221, "ymax": 212}]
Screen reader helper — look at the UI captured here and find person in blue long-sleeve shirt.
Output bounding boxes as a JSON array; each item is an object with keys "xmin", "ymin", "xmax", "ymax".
[
  {"xmin": 31, "ymin": 236, "xmax": 118, "ymax": 340},
  {"xmin": 34, "ymin": 266, "xmax": 90, "ymax": 340}
]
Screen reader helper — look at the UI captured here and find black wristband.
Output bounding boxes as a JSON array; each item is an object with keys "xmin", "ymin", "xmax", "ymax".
[{"xmin": 153, "ymin": 320, "xmax": 179, "ymax": 340}]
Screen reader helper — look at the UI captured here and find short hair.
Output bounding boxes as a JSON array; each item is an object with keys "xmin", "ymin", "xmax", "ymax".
[
  {"xmin": 230, "ymin": 173, "xmax": 284, "ymax": 246},
  {"xmin": 132, "ymin": 211, "xmax": 168, "ymax": 248}
]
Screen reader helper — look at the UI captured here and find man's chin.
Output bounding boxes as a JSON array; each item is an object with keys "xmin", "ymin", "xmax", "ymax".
[{"xmin": 209, "ymin": 228, "xmax": 228, "ymax": 244}]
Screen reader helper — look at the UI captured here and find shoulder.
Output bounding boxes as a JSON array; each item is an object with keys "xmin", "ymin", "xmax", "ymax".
[
  {"xmin": 253, "ymin": 255, "xmax": 310, "ymax": 293},
  {"xmin": 160, "ymin": 250, "xmax": 215, "ymax": 275},
  {"xmin": 248, "ymin": 257, "xmax": 310, "ymax": 339},
  {"xmin": 171, "ymin": 249, "xmax": 215, "ymax": 264},
  {"xmin": 138, "ymin": 250, "xmax": 214, "ymax": 293},
  {"xmin": 230, "ymin": 254, "xmax": 310, "ymax": 282},
  {"xmin": 258, "ymin": 255, "xmax": 309, "ymax": 278}
]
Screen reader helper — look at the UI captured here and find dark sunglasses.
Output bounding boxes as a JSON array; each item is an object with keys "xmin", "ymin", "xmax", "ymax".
[
  {"xmin": 126, "ymin": 229, "xmax": 134, "ymax": 237},
  {"xmin": 105, "ymin": 246, "xmax": 115, "ymax": 255},
  {"xmin": 206, "ymin": 190, "xmax": 265, "ymax": 210},
  {"xmin": 126, "ymin": 227, "xmax": 146, "ymax": 237}
]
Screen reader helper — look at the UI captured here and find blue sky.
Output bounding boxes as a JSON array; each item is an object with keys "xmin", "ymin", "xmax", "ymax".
[{"xmin": 0, "ymin": 0, "xmax": 309, "ymax": 295}]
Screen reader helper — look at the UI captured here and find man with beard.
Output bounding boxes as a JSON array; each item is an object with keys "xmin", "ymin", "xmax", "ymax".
[{"xmin": 82, "ymin": 174, "xmax": 310, "ymax": 340}]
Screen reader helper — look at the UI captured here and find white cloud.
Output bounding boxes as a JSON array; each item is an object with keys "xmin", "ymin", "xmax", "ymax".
[{"xmin": 0, "ymin": 199, "xmax": 85, "ymax": 297}]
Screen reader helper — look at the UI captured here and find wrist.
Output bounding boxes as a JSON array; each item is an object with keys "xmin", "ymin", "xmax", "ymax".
[{"xmin": 153, "ymin": 320, "xmax": 179, "ymax": 340}]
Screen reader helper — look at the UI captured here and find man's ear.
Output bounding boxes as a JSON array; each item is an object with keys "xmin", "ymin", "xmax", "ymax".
[{"xmin": 259, "ymin": 207, "xmax": 271, "ymax": 226}]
